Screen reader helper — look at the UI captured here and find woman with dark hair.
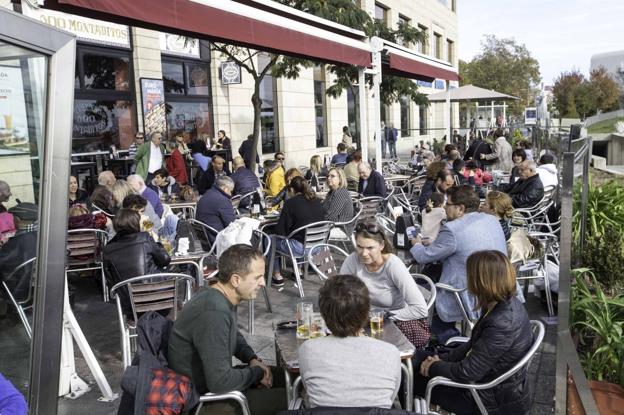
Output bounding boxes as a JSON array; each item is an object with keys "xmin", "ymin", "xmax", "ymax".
[
  {"xmin": 271, "ymin": 176, "xmax": 323, "ymax": 287},
  {"xmin": 343, "ymin": 150, "xmax": 362, "ymax": 190},
  {"xmin": 298, "ymin": 275, "xmax": 401, "ymax": 408},
  {"xmin": 413, "ymin": 250, "xmax": 532, "ymax": 415},
  {"xmin": 341, "ymin": 125, "xmax": 353, "ymax": 149},
  {"xmin": 510, "ymin": 149, "xmax": 527, "ymax": 184},
  {"xmin": 68, "ymin": 175, "xmax": 89, "ymax": 206},
  {"xmin": 190, "ymin": 140, "xmax": 212, "ymax": 172},
  {"xmin": 216, "ymin": 130, "xmax": 231, "ymax": 151},
  {"xmin": 103, "ymin": 208, "xmax": 171, "ymax": 317},
  {"xmin": 417, "ymin": 161, "xmax": 449, "ymax": 211},
  {"xmin": 166, "ymin": 137, "xmax": 189, "ymax": 185},
  {"xmin": 340, "ymin": 220, "xmax": 429, "ymax": 348},
  {"xmin": 89, "ymin": 185, "xmax": 115, "ymax": 216}
]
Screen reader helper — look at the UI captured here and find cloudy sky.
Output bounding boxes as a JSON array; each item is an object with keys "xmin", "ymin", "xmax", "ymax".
[{"xmin": 457, "ymin": 0, "xmax": 624, "ymax": 86}]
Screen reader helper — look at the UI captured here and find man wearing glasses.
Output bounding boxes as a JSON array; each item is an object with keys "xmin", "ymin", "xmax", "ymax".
[
  {"xmin": 409, "ymin": 185, "xmax": 508, "ymax": 343},
  {"xmin": 274, "ymin": 152, "xmax": 286, "ymax": 172}
]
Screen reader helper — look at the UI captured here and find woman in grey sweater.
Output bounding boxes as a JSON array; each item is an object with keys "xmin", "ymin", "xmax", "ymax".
[{"xmin": 340, "ymin": 220, "xmax": 430, "ymax": 348}]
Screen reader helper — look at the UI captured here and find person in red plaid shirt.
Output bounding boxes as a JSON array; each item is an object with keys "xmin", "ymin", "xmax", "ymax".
[{"xmin": 168, "ymin": 244, "xmax": 286, "ymax": 414}]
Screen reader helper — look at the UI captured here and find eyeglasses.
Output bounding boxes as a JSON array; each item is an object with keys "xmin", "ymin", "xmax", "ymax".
[
  {"xmin": 277, "ymin": 157, "xmax": 285, "ymax": 161},
  {"xmin": 355, "ymin": 222, "xmax": 381, "ymax": 234},
  {"xmin": 445, "ymin": 202, "xmax": 463, "ymax": 207}
]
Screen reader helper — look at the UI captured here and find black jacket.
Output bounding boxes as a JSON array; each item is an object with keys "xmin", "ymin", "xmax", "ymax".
[
  {"xmin": 231, "ymin": 167, "xmax": 260, "ymax": 208},
  {"xmin": 429, "ymin": 297, "xmax": 533, "ymax": 415},
  {"xmin": 464, "ymin": 140, "xmax": 492, "ymax": 168},
  {"xmin": 358, "ymin": 170, "xmax": 387, "ymax": 198},
  {"xmin": 504, "ymin": 173, "xmax": 544, "ymax": 208},
  {"xmin": 238, "ymin": 139, "xmax": 259, "ymax": 169},
  {"xmin": 197, "ymin": 166, "xmax": 231, "ymax": 195},
  {"xmin": 417, "ymin": 180, "xmax": 436, "ymax": 212},
  {"xmin": 276, "ymin": 194, "xmax": 324, "ymax": 244},
  {"xmin": 103, "ymin": 232, "xmax": 171, "ymax": 315}
]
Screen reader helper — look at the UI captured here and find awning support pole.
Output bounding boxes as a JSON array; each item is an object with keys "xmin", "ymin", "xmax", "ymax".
[
  {"xmin": 446, "ymin": 81, "xmax": 451, "ymax": 143},
  {"xmin": 371, "ymin": 37, "xmax": 383, "ymax": 172},
  {"xmin": 358, "ymin": 67, "xmax": 368, "ymax": 163}
]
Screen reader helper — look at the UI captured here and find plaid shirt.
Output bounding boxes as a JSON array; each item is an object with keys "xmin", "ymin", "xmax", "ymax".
[{"xmin": 145, "ymin": 368, "xmax": 195, "ymax": 415}]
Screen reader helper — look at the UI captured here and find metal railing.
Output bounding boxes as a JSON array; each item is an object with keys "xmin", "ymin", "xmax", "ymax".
[{"xmin": 555, "ymin": 134, "xmax": 599, "ymax": 414}]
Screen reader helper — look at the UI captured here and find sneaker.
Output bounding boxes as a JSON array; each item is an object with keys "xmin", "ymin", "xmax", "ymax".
[{"xmin": 271, "ymin": 276, "xmax": 285, "ymax": 287}]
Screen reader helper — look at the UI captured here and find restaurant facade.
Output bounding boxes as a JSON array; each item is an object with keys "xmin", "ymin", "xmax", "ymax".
[{"xmin": 1, "ymin": 0, "xmax": 458, "ymax": 167}]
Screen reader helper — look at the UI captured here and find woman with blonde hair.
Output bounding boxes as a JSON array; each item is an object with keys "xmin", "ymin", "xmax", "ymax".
[
  {"xmin": 305, "ymin": 155, "xmax": 327, "ymax": 190},
  {"xmin": 111, "ymin": 180, "xmax": 162, "ymax": 232},
  {"xmin": 322, "ymin": 168, "xmax": 354, "ymax": 238},
  {"xmin": 413, "ymin": 250, "xmax": 532, "ymax": 415},
  {"xmin": 482, "ymin": 190, "xmax": 514, "ymax": 240}
]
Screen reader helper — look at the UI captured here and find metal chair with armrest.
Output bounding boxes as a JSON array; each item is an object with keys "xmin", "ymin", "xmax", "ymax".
[
  {"xmin": 328, "ymin": 203, "xmax": 362, "ymax": 252},
  {"xmin": 434, "ymin": 283, "xmax": 476, "ymax": 335},
  {"xmin": 307, "ymin": 243, "xmax": 349, "ymax": 281},
  {"xmin": 423, "ymin": 320, "xmax": 545, "ymax": 415},
  {"xmin": 1, "ymin": 257, "xmax": 37, "ymax": 339},
  {"xmin": 66, "ymin": 228, "xmax": 109, "ymax": 301}
]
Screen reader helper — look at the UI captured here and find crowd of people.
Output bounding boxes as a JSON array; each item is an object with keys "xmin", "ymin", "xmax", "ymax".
[{"xmin": 0, "ymin": 122, "xmax": 557, "ymax": 414}]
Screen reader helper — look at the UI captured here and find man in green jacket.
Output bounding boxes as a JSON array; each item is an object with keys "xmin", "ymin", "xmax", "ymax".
[
  {"xmin": 134, "ymin": 131, "xmax": 166, "ymax": 182},
  {"xmin": 168, "ymin": 244, "xmax": 286, "ymax": 415}
]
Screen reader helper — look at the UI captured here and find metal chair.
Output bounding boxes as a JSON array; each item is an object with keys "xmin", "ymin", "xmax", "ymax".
[
  {"xmin": 1, "ymin": 257, "xmax": 37, "ymax": 339},
  {"xmin": 435, "ymin": 283, "xmax": 475, "ymax": 334},
  {"xmin": 328, "ymin": 203, "xmax": 362, "ymax": 251},
  {"xmin": 230, "ymin": 194, "xmax": 243, "ymax": 212},
  {"xmin": 188, "ymin": 219, "xmax": 219, "ymax": 254},
  {"xmin": 307, "ymin": 243, "xmax": 349, "ymax": 280},
  {"xmin": 110, "ymin": 273, "xmax": 195, "ymax": 368},
  {"xmin": 411, "ymin": 273, "xmax": 437, "ymax": 318},
  {"xmin": 423, "ymin": 320, "xmax": 545, "ymax": 415},
  {"xmin": 356, "ymin": 196, "xmax": 384, "ymax": 224},
  {"xmin": 236, "ymin": 190, "xmax": 257, "ymax": 214},
  {"xmin": 375, "ymin": 213, "xmax": 396, "ymax": 236},
  {"xmin": 194, "ymin": 391, "xmax": 251, "ymax": 415},
  {"xmin": 66, "ymin": 228, "xmax": 109, "ymax": 301},
  {"xmin": 267, "ymin": 221, "xmax": 334, "ymax": 298}
]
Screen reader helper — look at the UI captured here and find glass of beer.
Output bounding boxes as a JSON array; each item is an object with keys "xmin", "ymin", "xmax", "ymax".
[
  {"xmin": 370, "ymin": 309, "xmax": 384, "ymax": 336},
  {"xmin": 296, "ymin": 302, "xmax": 313, "ymax": 340},
  {"xmin": 310, "ymin": 312, "xmax": 326, "ymax": 338}
]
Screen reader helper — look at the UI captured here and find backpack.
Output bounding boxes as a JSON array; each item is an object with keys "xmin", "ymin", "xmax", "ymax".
[{"xmin": 175, "ymin": 219, "xmax": 202, "ymax": 253}]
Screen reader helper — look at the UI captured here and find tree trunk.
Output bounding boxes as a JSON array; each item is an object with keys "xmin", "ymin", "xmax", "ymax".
[
  {"xmin": 349, "ymin": 83, "xmax": 361, "ymax": 149},
  {"xmin": 250, "ymin": 81, "xmax": 262, "ymax": 171}
]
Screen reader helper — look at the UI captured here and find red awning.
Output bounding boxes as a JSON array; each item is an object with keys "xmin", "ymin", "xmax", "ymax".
[
  {"xmin": 42, "ymin": 0, "xmax": 372, "ymax": 67},
  {"xmin": 386, "ymin": 52, "xmax": 459, "ymax": 82}
]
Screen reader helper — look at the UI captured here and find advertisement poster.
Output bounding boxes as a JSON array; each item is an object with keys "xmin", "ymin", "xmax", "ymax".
[
  {"xmin": 140, "ymin": 78, "xmax": 167, "ymax": 136},
  {"xmin": 0, "ymin": 65, "xmax": 29, "ymax": 150}
]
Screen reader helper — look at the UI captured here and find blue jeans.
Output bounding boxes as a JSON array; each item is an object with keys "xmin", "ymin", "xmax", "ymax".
[
  {"xmin": 431, "ymin": 314, "xmax": 460, "ymax": 345},
  {"xmin": 272, "ymin": 237, "xmax": 305, "ymax": 275},
  {"xmin": 388, "ymin": 140, "xmax": 397, "ymax": 158}
]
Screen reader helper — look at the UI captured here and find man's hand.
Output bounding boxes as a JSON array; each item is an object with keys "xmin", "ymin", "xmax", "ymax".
[
  {"xmin": 250, "ymin": 359, "xmax": 272, "ymax": 388},
  {"xmin": 409, "ymin": 235, "xmax": 422, "ymax": 246},
  {"xmin": 480, "ymin": 153, "xmax": 485, "ymax": 159},
  {"xmin": 419, "ymin": 355, "xmax": 441, "ymax": 377}
]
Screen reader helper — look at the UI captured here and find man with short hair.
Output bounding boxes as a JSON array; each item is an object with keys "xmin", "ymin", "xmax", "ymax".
[
  {"xmin": 504, "ymin": 160, "xmax": 544, "ymax": 208},
  {"xmin": 148, "ymin": 168, "xmax": 180, "ymax": 198},
  {"xmin": 330, "ymin": 143, "xmax": 348, "ymax": 165},
  {"xmin": 134, "ymin": 131, "xmax": 166, "ymax": 182},
  {"xmin": 357, "ymin": 161, "xmax": 386, "ymax": 198},
  {"xmin": 128, "ymin": 132, "xmax": 144, "ymax": 174},
  {"xmin": 168, "ymin": 244, "xmax": 286, "ymax": 415},
  {"xmin": 238, "ymin": 134, "xmax": 259, "ymax": 170},
  {"xmin": 196, "ymin": 176, "xmax": 236, "ymax": 234},
  {"xmin": 274, "ymin": 152, "xmax": 286, "ymax": 172},
  {"xmin": 97, "ymin": 170, "xmax": 117, "ymax": 190},
  {"xmin": 384, "ymin": 122, "xmax": 398, "ymax": 159},
  {"xmin": 298, "ymin": 274, "xmax": 401, "ymax": 408},
  {"xmin": 230, "ymin": 156, "xmax": 260, "ymax": 209},
  {"xmin": 0, "ymin": 180, "xmax": 11, "ymax": 213},
  {"xmin": 127, "ymin": 174, "xmax": 164, "ymax": 218},
  {"xmin": 197, "ymin": 155, "xmax": 231, "ymax": 195},
  {"xmin": 537, "ymin": 153, "xmax": 558, "ymax": 189},
  {"xmin": 410, "ymin": 185, "xmax": 509, "ymax": 343}
]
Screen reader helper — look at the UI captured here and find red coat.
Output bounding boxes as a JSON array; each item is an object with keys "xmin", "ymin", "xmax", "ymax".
[
  {"xmin": 166, "ymin": 148, "xmax": 188, "ymax": 186},
  {"xmin": 462, "ymin": 168, "xmax": 492, "ymax": 186}
]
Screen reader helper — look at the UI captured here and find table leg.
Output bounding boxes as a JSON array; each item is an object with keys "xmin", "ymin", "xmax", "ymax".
[
  {"xmin": 402, "ymin": 358, "xmax": 414, "ymax": 411},
  {"xmin": 283, "ymin": 368, "xmax": 292, "ymax": 407},
  {"xmin": 248, "ymin": 299, "xmax": 255, "ymax": 334}
]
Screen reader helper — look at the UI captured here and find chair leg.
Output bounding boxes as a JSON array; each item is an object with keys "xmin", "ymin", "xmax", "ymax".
[
  {"xmin": 261, "ymin": 286, "xmax": 272, "ymax": 313},
  {"xmin": 292, "ymin": 260, "xmax": 305, "ymax": 298},
  {"xmin": 100, "ymin": 266, "xmax": 109, "ymax": 303},
  {"xmin": 248, "ymin": 299, "xmax": 255, "ymax": 334},
  {"xmin": 543, "ymin": 265, "xmax": 554, "ymax": 317},
  {"xmin": 2, "ymin": 283, "xmax": 31, "ymax": 339},
  {"xmin": 267, "ymin": 242, "xmax": 277, "ymax": 289}
]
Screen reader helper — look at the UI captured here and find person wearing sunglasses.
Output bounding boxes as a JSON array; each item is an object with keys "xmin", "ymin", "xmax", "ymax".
[
  {"xmin": 274, "ymin": 152, "xmax": 286, "ymax": 172},
  {"xmin": 340, "ymin": 220, "xmax": 430, "ymax": 348},
  {"xmin": 410, "ymin": 185, "xmax": 511, "ymax": 344}
]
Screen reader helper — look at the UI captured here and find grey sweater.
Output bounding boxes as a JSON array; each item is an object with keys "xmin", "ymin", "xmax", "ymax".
[
  {"xmin": 298, "ymin": 336, "xmax": 401, "ymax": 408},
  {"xmin": 340, "ymin": 254, "xmax": 428, "ymax": 321},
  {"xmin": 168, "ymin": 287, "xmax": 264, "ymax": 394}
]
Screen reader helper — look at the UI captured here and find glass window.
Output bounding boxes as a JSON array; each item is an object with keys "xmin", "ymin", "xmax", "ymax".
[
  {"xmin": 165, "ymin": 100, "xmax": 213, "ymax": 143},
  {"xmin": 434, "ymin": 33, "xmax": 443, "ymax": 60},
  {"xmin": 72, "ymin": 99, "xmax": 135, "ymax": 152},
  {"xmin": 400, "ymin": 97, "xmax": 410, "ymax": 137},
  {"xmin": 314, "ymin": 66, "xmax": 327, "ymax": 148},
  {"xmin": 259, "ymin": 54, "xmax": 279, "ymax": 154},
  {"xmin": 186, "ymin": 62, "xmax": 210, "ymax": 95},
  {"xmin": 0, "ymin": 41, "xmax": 47, "ymax": 403},
  {"xmin": 82, "ymin": 53, "xmax": 130, "ymax": 91},
  {"xmin": 162, "ymin": 61, "xmax": 185, "ymax": 94},
  {"xmin": 417, "ymin": 25, "xmax": 428, "ymax": 54},
  {"xmin": 419, "ymin": 105, "xmax": 428, "ymax": 135},
  {"xmin": 447, "ymin": 39, "xmax": 454, "ymax": 63},
  {"xmin": 374, "ymin": 3, "xmax": 387, "ymax": 22},
  {"xmin": 347, "ymin": 86, "xmax": 360, "ymax": 146}
]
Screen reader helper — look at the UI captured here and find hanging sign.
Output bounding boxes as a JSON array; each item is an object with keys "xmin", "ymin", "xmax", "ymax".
[{"xmin": 220, "ymin": 61, "xmax": 242, "ymax": 85}]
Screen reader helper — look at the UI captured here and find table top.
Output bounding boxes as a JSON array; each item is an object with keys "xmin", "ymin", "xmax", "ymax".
[
  {"xmin": 274, "ymin": 319, "xmax": 415, "ymax": 371},
  {"xmin": 170, "ymin": 251, "xmax": 211, "ymax": 262},
  {"xmin": 384, "ymin": 174, "xmax": 412, "ymax": 182},
  {"xmin": 166, "ymin": 200, "xmax": 197, "ymax": 208}
]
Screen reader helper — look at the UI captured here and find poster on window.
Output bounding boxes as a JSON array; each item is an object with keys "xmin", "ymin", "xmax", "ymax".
[
  {"xmin": 140, "ymin": 78, "xmax": 167, "ymax": 136},
  {"xmin": 0, "ymin": 65, "xmax": 30, "ymax": 151}
]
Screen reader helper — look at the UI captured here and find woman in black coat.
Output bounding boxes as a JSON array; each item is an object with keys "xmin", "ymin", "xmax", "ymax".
[
  {"xmin": 414, "ymin": 250, "xmax": 533, "ymax": 415},
  {"xmin": 103, "ymin": 208, "xmax": 171, "ymax": 317}
]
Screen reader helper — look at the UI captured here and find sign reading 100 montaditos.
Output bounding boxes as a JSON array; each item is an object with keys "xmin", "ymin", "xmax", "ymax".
[{"xmin": 22, "ymin": 2, "xmax": 130, "ymax": 48}]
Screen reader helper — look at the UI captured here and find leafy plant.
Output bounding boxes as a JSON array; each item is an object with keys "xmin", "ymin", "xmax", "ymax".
[
  {"xmin": 571, "ymin": 269, "xmax": 624, "ymax": 385},
  {"xmin": 572, "ymin": 179, "xmax": 624, "ymax": 242},
  {"xmin": 581, "ymin": 226, "xmax": 624, "ymax": 293}
]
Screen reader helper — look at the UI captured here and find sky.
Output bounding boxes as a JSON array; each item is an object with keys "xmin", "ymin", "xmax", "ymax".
[{"xmin": 457, "ymin": 0, "xmax": 624, "ymax": 87}]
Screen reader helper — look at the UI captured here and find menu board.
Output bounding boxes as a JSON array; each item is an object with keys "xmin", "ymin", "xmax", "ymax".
[
  {"xmin": 140, "ymin": 78, "xmax": 167, "ymax": 136},
  {"xmin": 0, "ymin": 65, "xmax": 29, "ymax": 151}
]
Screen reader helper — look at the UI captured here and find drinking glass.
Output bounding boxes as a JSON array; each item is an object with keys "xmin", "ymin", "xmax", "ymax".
[
  {"xmin": 370, "ymin": 309, "xmax": 384, "ymax": 336},
  {"xmin": 296, "ymin": 302, "xmax": 313, "ymax": 340},
  {"xmin": 310, "ymin": 312, "xmax": 326, "ymax": 338}
]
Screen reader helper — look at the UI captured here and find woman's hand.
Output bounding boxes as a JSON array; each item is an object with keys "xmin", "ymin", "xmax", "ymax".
[{"xmin": 419, "ymin": 355, "xmax": 441, "ymax": 377}]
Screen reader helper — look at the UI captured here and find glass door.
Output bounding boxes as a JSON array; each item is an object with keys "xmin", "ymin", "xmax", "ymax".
[{"xmin": 1, "ymin": 6, "xmax": 76, "ymax": 414}]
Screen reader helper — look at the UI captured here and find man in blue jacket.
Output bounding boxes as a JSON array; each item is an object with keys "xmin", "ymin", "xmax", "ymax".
[
  {"xmin": 385, "ymin": 123, "xmax": 398, "ymax": 160},
  {"xmin": 196, "ymin": 176, "xmax": 236, "ymax": 238},
  {"xmin": 410, "ymin": 185, "xmax": 514, "ymax": 343},
  {"xmin": 230, "ymin": 156, "xmax": 260, "ymax": 210},
  {"xmin": 357, "ymin": 161, "xmax": 387, "ymax": 198}
]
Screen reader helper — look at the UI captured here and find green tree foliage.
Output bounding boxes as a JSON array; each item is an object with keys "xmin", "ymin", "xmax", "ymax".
[
  {"xmin": 459, "ymin": 35, "xmax": 541, "ymax": 115},
  {"xmin": 552, "ymin": 67, "xmax": 621, "ymax": 119}
]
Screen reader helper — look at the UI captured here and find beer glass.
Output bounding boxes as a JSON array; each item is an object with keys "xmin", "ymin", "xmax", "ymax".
[
  {"xmin": 296, "ymin": 302, "xmax": 313, "ymax": 339},
  {"xmin": 310, "ymin": 312, "xmax": 326, "ymax": 338},
  {"xmin": 370, "ymin": 309, "xmax": 384, "ymax": 336}
]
